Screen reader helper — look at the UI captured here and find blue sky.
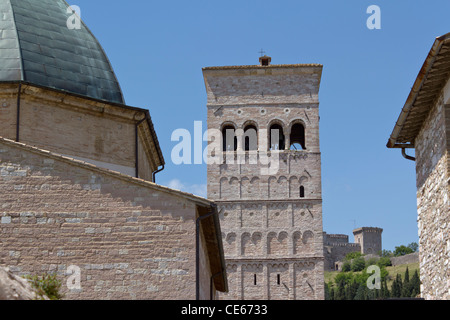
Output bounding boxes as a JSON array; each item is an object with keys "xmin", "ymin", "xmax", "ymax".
[{"xmin": 73, "ymin": 0, "xmax": 450, "ymax": 251}]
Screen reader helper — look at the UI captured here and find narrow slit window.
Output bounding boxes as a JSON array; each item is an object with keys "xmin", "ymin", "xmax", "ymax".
[
  {"xmin": 277, "ymin": 274, "xmax": 281, "ymax": 285},
  {"xmin": 254, "ymin": 274, "xmax": 257, "ymax": 286},
  {"xmin": 300, "ymin": 186, "xmax": 305, "ymax": 198}
]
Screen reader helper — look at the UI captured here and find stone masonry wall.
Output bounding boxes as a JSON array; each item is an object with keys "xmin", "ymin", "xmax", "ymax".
[
  {"xmin": 323, "ymin": 243, "xmax": 361, "ymax": 271},
  {"xmin": 0, "ymin": 83, "xmax": 158, "ymax": 181},
  {"xmin": 415, "ymin": 93, "xmax": 450, "ymax": 300},
  {"xmin": 0, "ymin": 138, "xmax": 213, "ymax": 300},
  {"xmin": 205, "ymin": 65, "xmax": 324, "ymax": 300}
]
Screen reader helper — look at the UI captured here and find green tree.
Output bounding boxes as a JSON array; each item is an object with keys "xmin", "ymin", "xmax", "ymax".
[
  {"xmin": 335, "ymin": 272, "xmax": 354, "ymax": 286},
  {"xmin": 401, "ymin": 267, "xmax": 411, "ymax": 297},
  {"xmin": 345, "ymin": 280, "xmax": 360, "ymax": 300},
  {"xmin": 341, "ymin": 261, "xmax": 351, "ymax": 272},
  {"xmin": 407, "ymin": 242, "xmax": 419, "ymax": 252},
  {"xmin": 345, "ymin": 251, "xmax": 363, "ymax": 261},
  {"xmin": 377, "ymin": 256, "xmax": 392, "ymax": 268},
  {"xmin": 391, "ymin": 273, "xmax": 403, "ymax": 298},
  {"xmin": 335, "ymin": 280, "xmax": 346, "ymax": 300},
  {"xmin": 328, "ymin": 286, "xmax": 335, "ymax": 300},
  {"xmin": 381, "ymin": 249, "xmax": 393, "ymax": 257},
  {"xmin": 324, "ymin": 282, "xmax": 331, "ymax": 300},
  {"xmin": 381, "ymin": 278, "xmax": 390, "ymax": 299},
  {"xmin": 354, "ymin": 283, "xmax": 367, "ymax": 300},
  {"xmin": 366, "ymin": 257, "xmax": 378, "ymax": 268},
  {"xmin": 366, "ymin": 287, "xmax": 378, "ymax": 300},
  {"xmin": 410, "ymin": 270, "xmax": 421, "ymax": 298},
  {"xmin": 394, "ymin": 245, "xmax": 414, "ymax": 257},
  {"xmin": 351, "ymin": 256, "xmax": 366, "ymax": 272}
]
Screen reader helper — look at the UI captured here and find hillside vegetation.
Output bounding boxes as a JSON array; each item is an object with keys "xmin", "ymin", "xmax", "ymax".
[{"xmin": 325, "ymin": 248, "xmax": 420, "ymax": 300}]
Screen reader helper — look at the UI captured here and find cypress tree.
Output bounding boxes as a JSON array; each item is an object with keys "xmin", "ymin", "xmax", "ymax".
[
  {"xmin": 335, "ymin": 280, "xmax": 345, "ymax": 300},
  {"xmin": 345, "ymin": 283, "xmax": 352, "ymax": 300},
  {"xmin": 410, "ymin": 270, "xmax": 420, "ymax": 298},
  {"xmin": 380, "ymin": 278, "xmax": 390, "ymax": 299},
  {"xmin": 354, "ymin": 284, "xmax": 367, "ymax": 300},
  {"xmin": 391, "ymin": 278, "xmax": 397, "ymax": 298},
  {"xmin": 324, "ymin": 282, "xmax": 330, "ymax": 300},
  {"xmin": 391, "ymin": 274, "xmax": 403, "ymax": 298},
  {"xmin": 404, "ymin": 267, "xmax": 410, "ymax": 283},
  {"xmin": 401, "ymin": 267, "xmax": 411, "ymax": 297},
  {"xmin": 329, "ymin": 286, "xmax": 335, "ymax": 300},
  {"xmin": 347, "ymin": 280, "xmax": 359, "ymax": 300}
]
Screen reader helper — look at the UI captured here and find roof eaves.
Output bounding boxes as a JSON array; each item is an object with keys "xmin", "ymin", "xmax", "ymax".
[
  {"xmin": 202, "ymin": 63, "xmax": 323, "ymax": 70},
  {"xmin": 387, "ymin": 33, "xmax": 450, "ymax": 148},
  {"xmin": 0, "ymin": 81, "xmax": 165, "ymax": 167}
]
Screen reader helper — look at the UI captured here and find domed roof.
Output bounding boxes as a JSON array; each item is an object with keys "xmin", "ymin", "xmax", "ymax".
[{"xmin": 0, "ymin": 0, "xmax": 125, "ymax": 104}]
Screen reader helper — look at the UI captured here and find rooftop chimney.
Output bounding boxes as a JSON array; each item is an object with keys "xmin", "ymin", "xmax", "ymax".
[{"xmin": 259, "ymin": 55, "xmax": 271, "ymax": 66}]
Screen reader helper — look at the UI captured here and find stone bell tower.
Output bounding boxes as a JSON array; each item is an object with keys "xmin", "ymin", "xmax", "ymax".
[{"xmin": 203, "ymin": 56, "xmax": 325, "ymax": 300}]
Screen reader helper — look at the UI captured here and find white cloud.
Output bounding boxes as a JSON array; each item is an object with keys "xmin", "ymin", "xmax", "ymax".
[{"xmin": 166, "ymin": 179, "xmax": 207, "ymax": 199}]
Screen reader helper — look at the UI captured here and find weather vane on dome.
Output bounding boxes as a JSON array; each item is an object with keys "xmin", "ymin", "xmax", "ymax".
[{"xmin": 258, "ymin": 49, "xmax": 266, "ymax": 57}]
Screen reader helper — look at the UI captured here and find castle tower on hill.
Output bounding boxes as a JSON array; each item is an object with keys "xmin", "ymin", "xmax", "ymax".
[
  {"xmin": 323, "ymin": 227, "xmax": 383, "ymax": 271},
  {"xmin": 353, "ymin": 227, "xmax": 383, "ymax": 255},
  {"xmin": 203, "ymin": 56, "xmax": 325, "ymax": 300}
]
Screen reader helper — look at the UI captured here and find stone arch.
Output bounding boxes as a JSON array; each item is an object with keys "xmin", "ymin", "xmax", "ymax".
[
  {"xmin": 242, "ymin": 119, "xmax": 259, "ymax": 129},
  {"xmin": 229, "ymin": 177, "xmax": 240, "ymax": 199},
  {"xmin": 294, "ymin": 262, "xmax": 316, "ymax": 300},
  {"xmin": 219, "ymin": 177, "xmax": 228, "ymax": 199},
  {"xmin": 302, "ymin": 231, "xmax": 314, "ymax": 252},
  {"xmin": 241, "ymin": 232, "xmax": 251, "ymax": 256},
  {"xmin": 278, "ymin": 232, "xmax": 288, "ymax": 255},
  {"xmin": 268, "ymin": 263, "xmax": 290, "ymax": 300},
  {"xmin": 293, "ymin": 231, "xmax": 302, "ymax": 254},
  {"xmin": 221, "ymin": 122, "xmax": 238, "ymax": 152},
  {"xmin": 288, "ymin": 118, "xmax": 307, "ymax": 132},
  {"xmin": 242, "ymin": 263, "xmax": 264, "ymax": 300},
  {"xmin": 299, "ymin": 176, "xmax": 309, "ymax": 185},
  {"xmin": 269, "ymin": 176, "xmax": 288, "ymax": 199},
  {"xmin": 249, "ymin": 177, "xmax": 260, "ymax": 199},
  {"xmin": 277, "ymin": 176, "xmax": 288, "ymax": 198},
  {"xmin": 242, "ymin": 232, "xmax": 262, "ymax": 256},
  {"xmin": 289, "ymin": 176, "xmax": 300, "ymax": 198},
  {"xmin": 268, "ymin": 176, "xmax": 277, "ymax": 199},
  {"xmin": 220, "ymin": 121, "xmax": 238, "ymax": 132},
  {"xmin": 227, "ymin": 263, "xmax": 238, "ymax": 272},
  {"xmin": 268, "ymin": 119, "xmax": 286, "ymax": 151},
  {"xmin": 241, "ymin": 176, "xmax": 250, "ymax": 199},
  {"xmin": 268, "ymin": 231, "xmax": 288, "ymax": 256},
  {"xmin": 251, "ymin": 232, "xmax": 263, "ymax": 256},
  {"xmin": 243, "ymin": 120, "xmax": 259, "ymax": 151},
  {"xmin": 288, "ymin": 119, "xmax": 307, "ymax": 150},
  {"xmin": 267, "ymin": 232, "xmax": 277, "ymax": 255},
  {"xmin": 224, "ymin": 232, "xmax": 237, "ymax": 256},
  {"xmin": 219, "ymin": 263, "xmax": 239, "ymax": 300},
  {"xmin": 268, "ymin": 118, "xmax": 286, "ymax": 132}
]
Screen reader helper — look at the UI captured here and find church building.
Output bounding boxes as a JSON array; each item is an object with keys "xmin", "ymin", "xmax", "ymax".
[{"xmin": 0, "ymin": 0, "xmax": 227, "ymax": 300}]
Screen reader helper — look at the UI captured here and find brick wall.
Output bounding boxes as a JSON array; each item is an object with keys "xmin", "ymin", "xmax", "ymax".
[
  {"xmin": 0, "ymin": 138, "xmax": 214, "ymax": 300},
  {"xmin": 0, "ymin": 83, "xmax": 160, "ymax": 182}
]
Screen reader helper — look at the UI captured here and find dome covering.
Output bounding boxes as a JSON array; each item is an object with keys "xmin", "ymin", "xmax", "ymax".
[{"xmin": 0, "ymin": 0, "xmax": 125, "ymax": 104}]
